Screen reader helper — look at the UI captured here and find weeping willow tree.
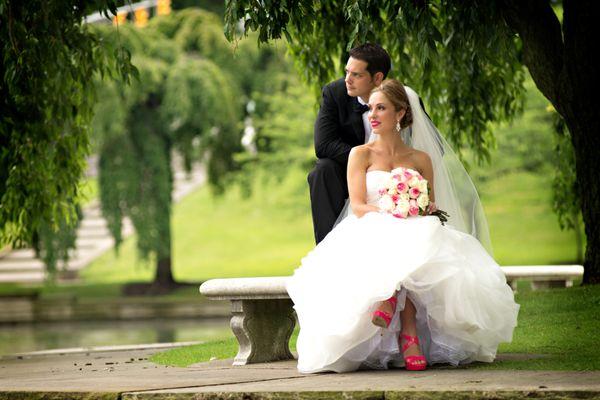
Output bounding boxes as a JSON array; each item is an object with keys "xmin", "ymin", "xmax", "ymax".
[
  {"xmin": 91, "ymin": 11, "xmax": 241, "ymax": 292},
  {"xmin": 0, "ymin": 1, "xmax": 135, "ymax": 274}
]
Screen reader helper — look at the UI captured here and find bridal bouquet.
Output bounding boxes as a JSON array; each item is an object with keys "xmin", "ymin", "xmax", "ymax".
[{"xmin": 377, "ymin": 167, "xmax": 448, "ymax": 224}]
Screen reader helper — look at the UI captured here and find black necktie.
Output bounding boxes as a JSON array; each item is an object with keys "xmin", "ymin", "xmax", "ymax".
[{"xmin": 354, "ymin": 101, "xmax": 369, "ymax": 114}]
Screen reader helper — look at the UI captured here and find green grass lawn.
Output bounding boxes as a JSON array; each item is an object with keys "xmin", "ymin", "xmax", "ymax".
[
  {"xmin": 80, "ymin": 169, "xmax": 316, "ymax": 284},
  {"xmin": 79, "ymin": 167, "xmax": 579, "ymax": 286},
  {"xmin": 150, "ymin": 282, "xmax": 600, "ymax": 370},
  {"xmin": 481, "ymin": 171, "xmax": 582, "ymax": 265},
  {"xmin": 0, "ymin": 166, "xmax": 580, "ymax": 301},
  {"xmin": 476, "ymin": 281, "xmax": 599, "ymax": 370}
]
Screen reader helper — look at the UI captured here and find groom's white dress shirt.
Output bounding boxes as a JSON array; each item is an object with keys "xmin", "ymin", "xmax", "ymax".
[{"xmin": 357, "ymin": 96, "xmax": 372, "ymax": 143}]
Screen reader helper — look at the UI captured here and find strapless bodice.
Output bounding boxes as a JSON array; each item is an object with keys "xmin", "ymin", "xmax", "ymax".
[{"xmin": 365, "ymin": 171, "xmax": 391, "ymax": 206}]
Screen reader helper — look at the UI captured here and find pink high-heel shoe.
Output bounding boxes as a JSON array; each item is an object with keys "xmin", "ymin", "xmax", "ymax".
[
  {"xmin": 372, "ymin": 295, "xmax": 398, "ymax": 328},
  {"xmin": 400, "ymin": 333, "xmax": 427, "ymax": 371}
]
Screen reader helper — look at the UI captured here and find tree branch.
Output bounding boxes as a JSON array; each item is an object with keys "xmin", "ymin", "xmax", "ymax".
[
  {"xmin": 499, "ymin": 0, "xmax": 568, "ymax": 113},
  {"xmin": 563, "ymin": 0, "xmax": 599, "ymax": 107}
]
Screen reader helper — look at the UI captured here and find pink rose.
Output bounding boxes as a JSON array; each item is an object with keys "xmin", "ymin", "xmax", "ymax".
[
  {"xmin": 409, "ymin": 187, "xmax": 420, "ymax": 199},
  {"xmin": 396, "ymin": 182, "xmax": 408, "ymax": 193},
  {"xmin": 393, "ymin": 210, "xmax": 408, "ymax": 219},
  {"xmin": 392, "ymin": 174, "xmax": 401, "ymax": 181},
  {"xmin": 403, "ymin": 170, "xmax": 413, "ymax": 180},
  {"xmin": 391, "ymin": 194, "xmax": 399, "ymax": 203},
  {"xmin": 409, "ymin": 200, "xmax": 419, "ymax": 216}
]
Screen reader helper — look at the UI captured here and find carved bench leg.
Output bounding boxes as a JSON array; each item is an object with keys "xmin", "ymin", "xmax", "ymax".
[
  {"xmin": 531, "ymin": 280, "xmax": 567, "ymax": 290},
  {"xmin": 565, "ymin": 279, "xmax": 574, "ymax": 288},
  {"xmin": 230, "ymin": 299, "xmax": 296, "ymax": 366}
]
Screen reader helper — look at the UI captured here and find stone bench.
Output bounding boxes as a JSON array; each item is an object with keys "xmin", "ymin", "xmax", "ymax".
[
  {"xmin": 200, "ymin": 265, "xmax": 584, "ymax": 365},
  {"xmin": 501, "ymin": 265, "xmax": 584, "ymax": 291},
  {"xmin": 199, "ymin": 277, "xmax": 295, "ymax": 366}
]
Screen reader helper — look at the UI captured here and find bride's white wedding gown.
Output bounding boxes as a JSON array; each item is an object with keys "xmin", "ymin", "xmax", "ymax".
[{"xmin": 286, "ymin": 170, "xmax": 520, "ymax": 373}]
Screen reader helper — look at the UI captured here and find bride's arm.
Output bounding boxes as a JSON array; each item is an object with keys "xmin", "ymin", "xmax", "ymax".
[
  {"xmin": 415, "ymin": 151, "xmax": 437, "ymax": 212},
  {"xmin": 348, "ymin": 146, "xmax": 379, "ymax": 218}
]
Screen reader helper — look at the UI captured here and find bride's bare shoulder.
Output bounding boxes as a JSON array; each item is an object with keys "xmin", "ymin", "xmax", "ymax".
[
  {"xmin": 348, "ymin": 145, "xmax": 373, "ymax": 171},
  {"xmin": 349, "ymin": 144, "xmax": 373, "ymax": 160},
  {"xmin": 412, "ymin": 149, "xmax": 431, "ymax": 161},
  {"xmin": 412, "ymin": 149, "xmax": 433, "ymax": 171}
]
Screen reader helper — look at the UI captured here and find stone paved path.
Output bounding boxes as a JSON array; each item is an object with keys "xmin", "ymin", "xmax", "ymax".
[
  {"xmin": 0, "ymin": 346, "xmax": 598, "ymax": 399},
  {"xmin": 0, "ymin": 166, "xmax": 205, "ymax": 284}
]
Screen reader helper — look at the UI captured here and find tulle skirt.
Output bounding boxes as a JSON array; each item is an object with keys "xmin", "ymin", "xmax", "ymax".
[{"xmin": 286, "ymin": 213, "xmax": 520, "ymax": 373}]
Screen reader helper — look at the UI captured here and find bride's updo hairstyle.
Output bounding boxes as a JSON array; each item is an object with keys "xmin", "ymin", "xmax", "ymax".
[{"xmin": 371, "ymin": 79, "xmax": 413, "ymax": 129}]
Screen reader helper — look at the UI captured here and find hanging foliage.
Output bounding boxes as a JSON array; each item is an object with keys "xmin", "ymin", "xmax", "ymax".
[
  {"xmin": 0, "ymin": 0, "xmax": 136, "ymax": 249},
  {"xmin": 225, "ymin": 0, "xmax": 525, "ymax": 163}
]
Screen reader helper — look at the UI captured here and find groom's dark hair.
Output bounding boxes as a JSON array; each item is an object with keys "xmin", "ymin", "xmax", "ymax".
[{"xmin": 349, "ymin": 43, "xmax": 391, "ymax": 79}]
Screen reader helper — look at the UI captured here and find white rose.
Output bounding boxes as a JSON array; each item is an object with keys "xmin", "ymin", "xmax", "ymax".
[
  {"xmin": 417, "ymin": 194, "xmax": 429, "ymax": 210},
  {"xmin": 399, "ymin": 193, "xmax": 410, "ymax": 202},
  {"xmin": 417, "ymin": 180, "xmax": 428, "ymax": 193},
  {"xmin": 408, "ymin": 176, "xmax": 420, "ymax": 187},
  {"xmin": 386, "ymin": 179, "xmax": 398, "ymax": 190},
  {"xmin": 395, "ymin": 200, "xmax": 410, "ymax": 214},
  {"xmin": 378, "ymin": 195, "xmax": 395, "ymax": 212},
  {"xmin": 390, "ymin": 167, "xmax": 405, "ymax": 176}
]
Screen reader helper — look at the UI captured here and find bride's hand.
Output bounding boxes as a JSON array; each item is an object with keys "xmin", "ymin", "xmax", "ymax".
[{"xmin": 427, "ymin": 202, "xmax": 438, "ymax": 214}]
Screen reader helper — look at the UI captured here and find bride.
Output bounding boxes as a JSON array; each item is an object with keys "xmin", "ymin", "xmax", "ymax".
[{"xmin": 286, "ymin": 79, "xmax": 520, "ymax": 373}]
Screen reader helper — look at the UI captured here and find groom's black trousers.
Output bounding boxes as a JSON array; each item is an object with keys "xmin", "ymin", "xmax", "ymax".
[{"xmin": 308, "ymin": 158, "xmax": 348, "ymax": 244}]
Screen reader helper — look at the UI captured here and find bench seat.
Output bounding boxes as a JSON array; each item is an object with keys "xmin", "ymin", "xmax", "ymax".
[
  {"xmin": 502, "ymin": 265, "xmax": 583, "ymax": 291},
  {"xmin": 199, "ymin": 265, "xmax": 584, "ymax": 365},
  {"xmin": 200, "ymin": 277, "xmax": 294, "ymax": 366}
]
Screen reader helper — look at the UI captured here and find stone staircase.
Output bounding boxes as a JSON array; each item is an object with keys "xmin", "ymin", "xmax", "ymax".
[{"xmin": 0, "ymin": 166, "xmax": 205, "ymax": 284}]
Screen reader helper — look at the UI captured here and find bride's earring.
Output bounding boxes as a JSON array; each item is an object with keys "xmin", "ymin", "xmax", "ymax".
[{"xmin": 396, "ymin": 120, "xmax": 401, "ymax": 133}]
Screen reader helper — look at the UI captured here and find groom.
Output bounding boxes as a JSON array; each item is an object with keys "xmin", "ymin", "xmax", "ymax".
[{"xmin": 308, "ymin": 43, "xmax": 391, "ymax": 244}]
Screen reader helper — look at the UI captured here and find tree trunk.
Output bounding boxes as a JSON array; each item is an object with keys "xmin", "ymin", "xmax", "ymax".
[
  {"xmin": 154, "ymin": 256, "xmax": 176, "ymax": 287},
  {"xmin": 501, "ymin": 0, "xmax": 600, "ymax": 284},
  {"xmin": 562, "ymin": 0, "xmax": 599, "ymax": 284},
  {"xmin": 153, "ymin": 131, "xmax": 176, "ymax": 289},
  {"xmin": 574, "ymin": 215, "xmax": 584, "ymax": 265},
  {"xmin": 566, "ymin": 118, "xmax": 600, "ymax": 284}
]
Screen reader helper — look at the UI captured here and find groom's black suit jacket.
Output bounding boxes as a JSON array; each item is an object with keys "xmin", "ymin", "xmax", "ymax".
[{"xmin": 314, "ymin": 78, "xmax": 366, "ymax": 167}]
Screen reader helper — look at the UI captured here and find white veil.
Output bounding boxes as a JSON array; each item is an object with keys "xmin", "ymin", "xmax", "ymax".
[{"xmin": 333, "ymin": 86, "xmax": 493, "ymax": 255}]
